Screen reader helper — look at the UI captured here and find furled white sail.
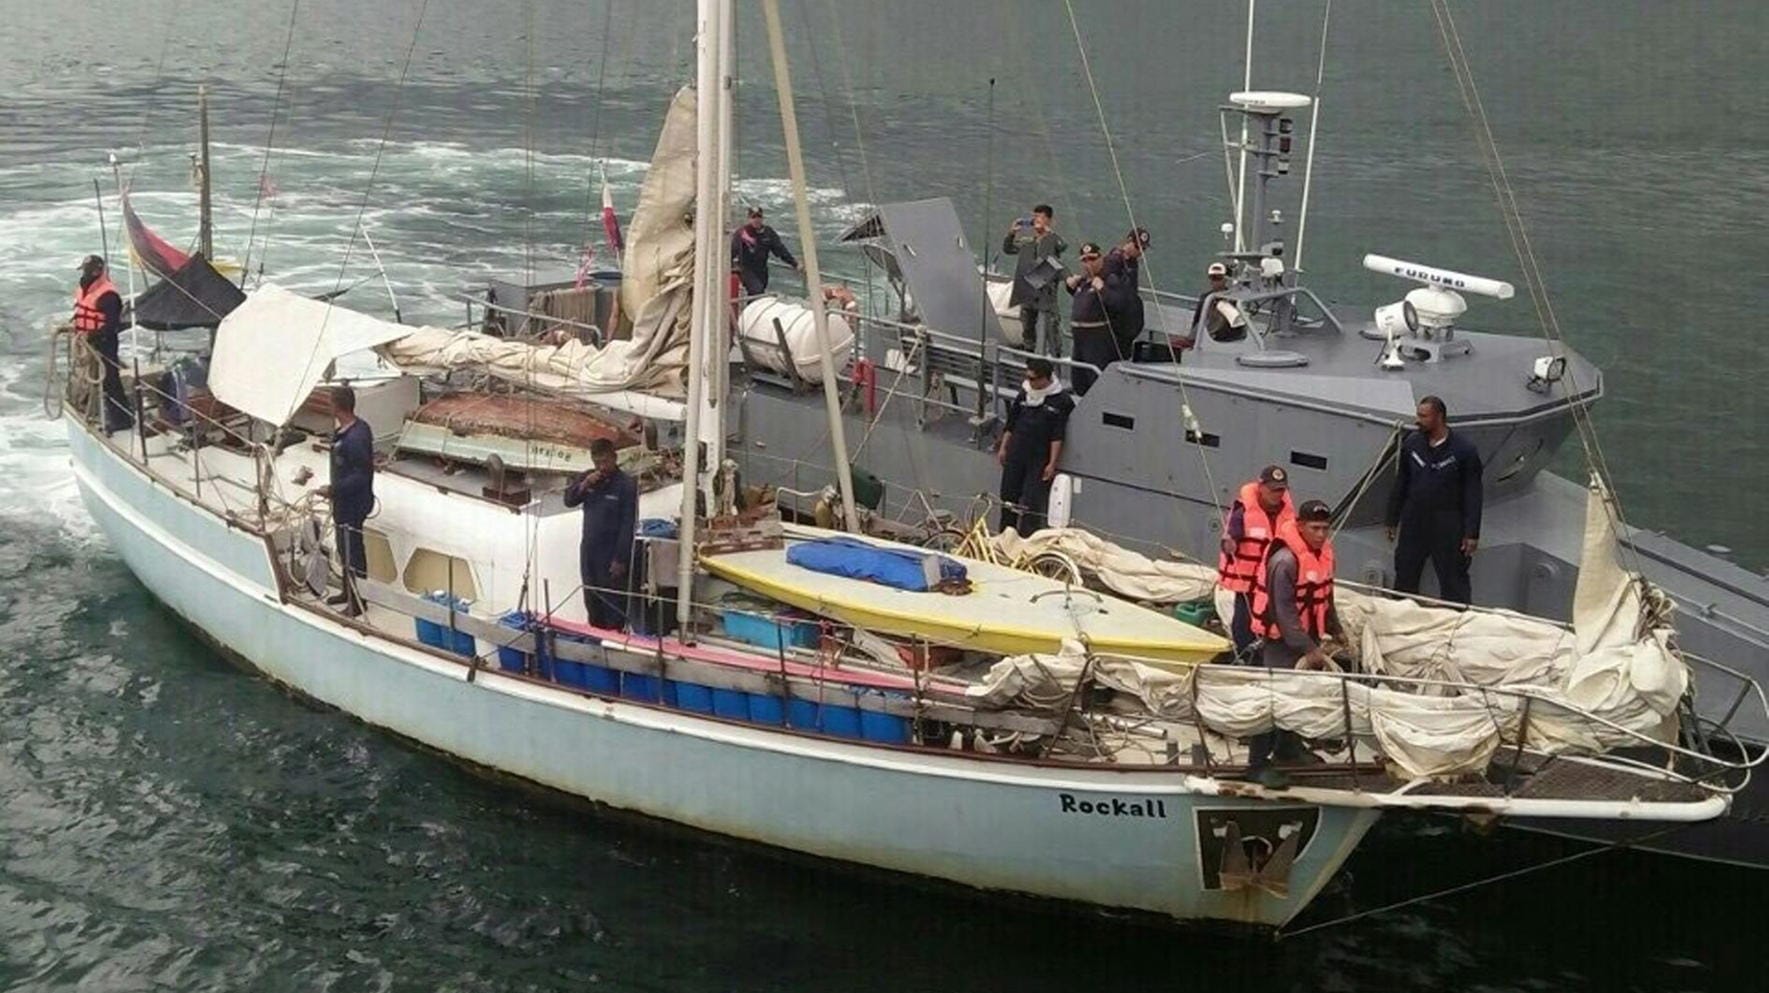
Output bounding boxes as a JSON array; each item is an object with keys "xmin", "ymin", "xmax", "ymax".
[
  {"xmin": 970, "ymin": 478, "xmax": 1690, "ymax": 780},
  {"xmin": 378, "ymin": 87, "xmax": 700, "ymax": 398}
]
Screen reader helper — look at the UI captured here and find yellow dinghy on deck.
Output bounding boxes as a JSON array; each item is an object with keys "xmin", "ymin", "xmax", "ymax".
[{"xmin": 699, "ymin": 527, "xmax": 1229, "ymax": 667}]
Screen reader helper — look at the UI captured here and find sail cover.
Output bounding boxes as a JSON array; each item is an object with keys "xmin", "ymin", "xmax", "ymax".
[
  {"xmin": 975, "ymin": 478, "xmax": 1691, "ymax": 780},
  {"xmin": 209, "ymin": 285, "xmax": 413, "ymax": 426},
  {"xmin": 126, "ymin": 253, "xmax": 245, "ymax": 329},
  {"xmin": 378, "ymin": 87, "xmax": 698, "ymax": 397}
]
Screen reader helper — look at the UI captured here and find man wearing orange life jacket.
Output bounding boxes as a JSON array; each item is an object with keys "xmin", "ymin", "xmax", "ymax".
[
  {"xmin": 1217, "ymin": 464, "xmax": 1296, "ymax": 662},
  {"xmin": 1245, "ymin": 499, "xmax": 1343, "ymax": 788},
  {"xmin": 72, "ymin": 254, "xmax": 134, "ymax": 432}
]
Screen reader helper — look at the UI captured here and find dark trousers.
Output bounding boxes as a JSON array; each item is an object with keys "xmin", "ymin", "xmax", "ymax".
[
  {"xmin": 93, "ymin": 328, "xmax": 133, "ymax": 432},
  {"xmin": 1248, "ymin": 641, "xmax": 1306, "ymax": 769},
  {"xmin": 1024, "ymin": 305, "xmax": 1061, "ymax": 357},
  {"xmin": 737, "ymin": 268, "xmax": 769, "ymax": 298},
  {"xmin": 1070, "ymin": 326, "xmax": 1115, "ymax": 396},
  {"xmin": 334, "ymin": 516, "xmax": 367, "ymax": 608},
  {"xmin": 1394, "ymin": 513, "xmax": 1473, "ymax": 605},
  {"xmin": 582, "ymin": 556, "xmax": 629, "ymax": 630},
  {"xmin": 998, "ymin": 456, "xmax": 1052, "ymax": 536},
  {"xmin": 334, "ymin": 517, "xmax": 368, "ymax": 578},
  {"xmin": 1229, "ymin": 593, "xmax": 1258, "ymax": 663}
]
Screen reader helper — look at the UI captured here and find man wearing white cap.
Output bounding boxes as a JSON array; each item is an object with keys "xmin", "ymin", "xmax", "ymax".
[{"xmin": 1191, "ymin": 262, "xmax": 1244, "ymax": 343}]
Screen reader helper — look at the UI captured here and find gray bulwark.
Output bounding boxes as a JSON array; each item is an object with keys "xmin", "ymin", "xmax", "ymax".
[{"xmin": 850, "ymin": 198, "xmax": 1003, "ymax": 346}]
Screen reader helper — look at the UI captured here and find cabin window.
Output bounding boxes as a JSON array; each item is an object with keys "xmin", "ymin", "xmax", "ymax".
[
  {"xmin": 1102, "ymin": 412, "xmax": 1136, "ymax": 430},
  {"xmin": 402, "ymin": 547, "xmax": 479, "ymax": 601},
  {"xmin": 1185, "ymin": 429, "xmax": 1221, "ymax": 448},
  {"xmin": 362, "ymin": 528, "xmax": 398, "ymax": 583},
  {"xmin": 1290, "ymin": 451, "xmax": 1328, "ymax": 471}
]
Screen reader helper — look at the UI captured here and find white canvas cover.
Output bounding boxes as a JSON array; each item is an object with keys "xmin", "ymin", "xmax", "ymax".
[
  {"xmin": 209, "ymin": 284, "xmax": 413, "ymax": 426},
  {"xmin": 378, "ymin": 87, "xmax": 700, "ymax": 399},
  {"xmin": 969, "ymin": 478, "xmax": 1689, "ymax": 780}
]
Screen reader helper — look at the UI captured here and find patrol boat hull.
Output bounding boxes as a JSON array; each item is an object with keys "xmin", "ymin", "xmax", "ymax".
[
  {"xmin": 64, "ymin": 415, "xmax": 1378, "ymax": 929},
  {"xmin": 732, "ymin": 376, "xmax": 1769, "ymax": 868}
]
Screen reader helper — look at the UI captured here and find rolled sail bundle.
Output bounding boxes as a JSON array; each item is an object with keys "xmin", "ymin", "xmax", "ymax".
[{"xmin": 381, "ymin": 87, "xmax": 701, "ymax": 399}]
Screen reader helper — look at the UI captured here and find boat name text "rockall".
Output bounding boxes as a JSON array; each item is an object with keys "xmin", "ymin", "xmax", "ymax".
[{"xmin": 1058, "ymin": 794, "xmax": 1168, "ymax": 818}]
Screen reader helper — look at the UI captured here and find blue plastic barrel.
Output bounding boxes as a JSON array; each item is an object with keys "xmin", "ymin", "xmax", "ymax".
[
  {"xmin": 711, "ymin": 689, "xmax": 749, "ymax": 719},
  {"xmin": 582, "ymin": 666, "xmax": 620, "ymax": 694},
  {"xmin": 860, "ymin": 710, "xmax": 911, "ymax": 744},
  {"xmin": 621, "ymin": 673, "xmax": 662, "ymax": 703},
  {"xmin": 673, "ymin": 681, "xmax": 715, "ymax": 714},
  {"xmin": 496, "ymin": 611, "xmax": 531, "ymax": 673},
  {"xmin": 748, "ymin": 693, "xmax": 785, "ymax": 725}
]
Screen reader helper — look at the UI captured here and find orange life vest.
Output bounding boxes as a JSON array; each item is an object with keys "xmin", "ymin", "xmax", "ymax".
[
  {"xmin": 1250, "ymin": 520, "xmax": 1336, "ymax": 642},
  {"xmin": 1217, "ymin": 480, "xmax": 1296, "ymax": 593},
  {"xmin": 72, "ymin": 275, "xmax": 118, "ymax": 335}
]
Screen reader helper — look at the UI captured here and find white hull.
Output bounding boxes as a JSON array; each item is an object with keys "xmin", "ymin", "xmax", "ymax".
[{"xmin": 66, "ymin": 417, "xmax": 1377, "ymax": 927}]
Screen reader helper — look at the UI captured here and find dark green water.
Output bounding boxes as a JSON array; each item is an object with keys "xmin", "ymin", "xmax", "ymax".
[{"xmin": 1, "ymin": 1, "xmax": 1764, "ymax": 989}]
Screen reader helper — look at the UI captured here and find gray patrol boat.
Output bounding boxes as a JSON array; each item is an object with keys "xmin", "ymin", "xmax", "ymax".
[
  {"xmin": 724, "ymin": 90, "xmax": 1768, "ymax": 866},
  {"xmin": 481, "ymin": 89, "xmax": 1765, "ymax": 865}
]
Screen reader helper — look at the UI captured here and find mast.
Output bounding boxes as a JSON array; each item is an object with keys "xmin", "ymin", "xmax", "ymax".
[
  {"xmin": 676, "ymin": 0, "xmax": 727, "ymax": 633},
  {"xmin": 198, "ymin": 85, "xmax": 214, "ymax": 260},
  {"xmin": 702, "ymin": 0, "xmax": 735, "ymax": 487},
  {"xmin": 1231, "ymin": 0, "xmax": 1255, "ymax": 253},
  {"xmin": 761, "ymin": 0, "xmax": 859, "ymax": 531}
]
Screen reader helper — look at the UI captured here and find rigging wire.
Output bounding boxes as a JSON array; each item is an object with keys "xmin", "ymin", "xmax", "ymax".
[
  {"xmin": 1426, "ymin": 0, "xmax": 1640, "ymax": 573},
  {"xmin": 280, "ymin": 0, "xmax": 432, "ymax": 417},
  {"xmin": 1277, "ymin": 823, "xmax": 1688, "ymax": 940},
  {"xmin": 792, "ymin": 0, "xmax": 855, "ymax": 206},
  {"xmin": 1059, "ymin": 0, "xmax": 1228, "ymax": 528},
  {"xmin": 1290, "ymin": 0, "xmax": 1332, "ymax": 273},
  {"xmin": 240, "ymin": 0, "xmax": 302, "ymax": 287},
  {"xmin": 822, "ymin": 0, "xmax": 878, "ymax": 210},
  {"xmin": 582, "ymin": 0, "xmax": 617, "ymax": 244}
]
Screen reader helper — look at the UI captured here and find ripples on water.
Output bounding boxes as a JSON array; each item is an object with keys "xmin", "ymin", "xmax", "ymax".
[{"xmin": 0, "ymin": 0, "xmax": 1764, "ymax": 989}]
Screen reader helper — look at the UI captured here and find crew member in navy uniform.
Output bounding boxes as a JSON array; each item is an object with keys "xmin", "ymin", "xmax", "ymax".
[
  {"xmin": 565, "ymin": 437, "xmax": 639, "ymax": 629},
  {"xmin": 729, "ymin": 206, "xmax": 801, "ymax": 297},
  {"xmin": 1102, "ymin": 227, "xmax": 1150, "ymax": 358},
  {"xmin": 1384, "ymin": 395, "xmax": 1484, "ymax": 605},
  {"xmin": 1065, "ymin": 241, "xmax": 1123, "ymax": 395},
  {"xmin": 1247, "ymin": 499, "xmax": 1341, "ymax": 788},
  {"xmin": 71, "ymin": 254, "xmax": 133, "ymax": 432},
  {"xmin": 995, "ymin": 357, "xmax": 1073, "ymax": 536},
  {"xmin": 318, "ymin": 385, "xmax": 375, "ymax": 617}
]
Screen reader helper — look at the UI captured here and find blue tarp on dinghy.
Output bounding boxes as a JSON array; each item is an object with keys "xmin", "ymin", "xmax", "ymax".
[{"xmin": 785, "ymin": 537, "xmax": 967, "ymax": 593}]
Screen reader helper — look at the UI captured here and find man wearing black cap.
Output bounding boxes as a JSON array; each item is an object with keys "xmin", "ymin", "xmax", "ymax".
[
  {"xmin": 1384, "ymin": 395, "xmax": 1484, "ymax": 605},
  {"xmin": 730, "ymin": 207, "xmax": 801, "ymax": 297},
  {"xmin": 1065, "ymin": 241, "xmax": 1128, "ymax": 395},
  {"xmin": 1103, "ymin": 227, "xmax": 1149, "ymax": 358},
  {"xmin": 1217, "ymin": 465, "xmax": 1296, "ymax": 662},
  {"xmin": 1247, "ymin": 498, "xmax": 1341, "ymax": 787},
  {"xmin": 1002, "ymin": 205, "xmax": 1068, "ymax": 357},
  {"xmin": 71, "ymin": 255, "xmax": 133, "ymax": 432},
  {"xmin": 995, "ymin": 357, "xmax": 1073, "ymax": 535}
]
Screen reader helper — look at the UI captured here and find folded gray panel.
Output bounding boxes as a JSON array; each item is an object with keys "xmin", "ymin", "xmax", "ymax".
[{"xmin": 877, "ymin": 198, "xmax": 1002, "ymax": 344}]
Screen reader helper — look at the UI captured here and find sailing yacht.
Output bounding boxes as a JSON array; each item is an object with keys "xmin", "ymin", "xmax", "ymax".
[{"xmin": 51, "ymin": 0, "xmax": 1754, "ymax": 929}]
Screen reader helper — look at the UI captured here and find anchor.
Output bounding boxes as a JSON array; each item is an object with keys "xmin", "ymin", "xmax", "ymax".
[{"xmin": 1214, "ymin": 817, "xmax": 1307, "ymax": 898}]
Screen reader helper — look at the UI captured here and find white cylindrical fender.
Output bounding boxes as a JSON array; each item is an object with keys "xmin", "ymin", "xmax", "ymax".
[
  {"xmin": 1047, "ymin": 472, "xmax": 1074, "ymax": 529},
  {"xmin": 738, "ymin": 296, "xmax": 856, "ymax": 383}
]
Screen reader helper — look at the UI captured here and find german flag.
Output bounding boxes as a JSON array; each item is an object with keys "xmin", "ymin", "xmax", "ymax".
[{"xmin": 121, "ymin": 189, "xmax": 191, "ymax": 280}]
